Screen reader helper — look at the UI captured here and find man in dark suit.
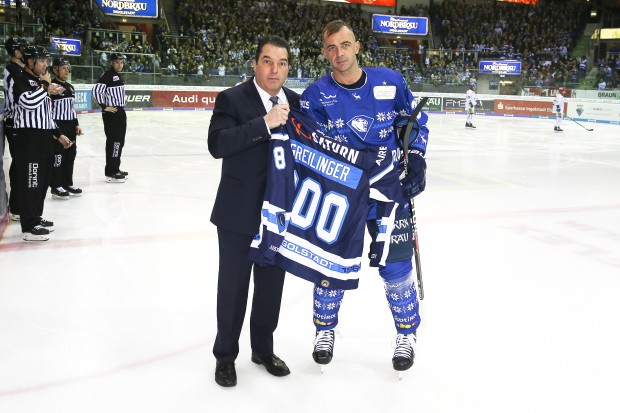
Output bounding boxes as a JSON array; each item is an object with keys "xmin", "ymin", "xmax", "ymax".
[{"xmin": 208, "ymin": 35, "xmax": 300, "ymax": 387}]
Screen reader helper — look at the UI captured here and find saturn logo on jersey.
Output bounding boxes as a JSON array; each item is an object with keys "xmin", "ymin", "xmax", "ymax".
[{"xmin": 347, "ymin": 115, "xmax": 374, "ymax": 140}]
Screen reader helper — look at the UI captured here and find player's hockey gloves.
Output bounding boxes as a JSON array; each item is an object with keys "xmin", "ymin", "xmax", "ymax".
[{"xmin": 401, "ymin": 150, "xmax": 426, "ymax": 198}]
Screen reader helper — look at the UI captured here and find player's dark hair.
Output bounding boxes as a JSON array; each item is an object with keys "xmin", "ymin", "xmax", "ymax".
[
  {"xmin": 322, "ymin": 20, "xmax": 355, "ymax": 44},
  {"xmin": 254, "ymin": 35, "xmax": 290, "ymax": 64}
]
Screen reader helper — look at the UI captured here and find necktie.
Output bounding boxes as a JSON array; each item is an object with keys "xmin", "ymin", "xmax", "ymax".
[{"xmin": 269, "ymin": 96, "xmax": 279, "ymax": 107}]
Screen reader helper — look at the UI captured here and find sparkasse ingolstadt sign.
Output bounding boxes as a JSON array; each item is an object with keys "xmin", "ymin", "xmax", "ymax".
[
  {"xmin": 372, "ymin": 14, "xmax": 428, "ymax": 35},
  {"xmin": 95, "ymin": 0, "xmax": 159, "ymax": 18}
]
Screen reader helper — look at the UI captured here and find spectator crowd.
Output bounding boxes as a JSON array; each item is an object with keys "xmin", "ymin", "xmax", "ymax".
[{"xmin": 8, "ymin": 0, "xmax": 620, "ymax": 89}]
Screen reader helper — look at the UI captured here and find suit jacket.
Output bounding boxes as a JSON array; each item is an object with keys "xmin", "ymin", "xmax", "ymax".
[{"xmin": 208, "ymin": 78, "xmax": 300, "ymax": 235}]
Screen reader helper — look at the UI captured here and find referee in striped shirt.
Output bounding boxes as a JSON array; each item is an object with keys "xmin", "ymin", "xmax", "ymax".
[
  {"xmin": 3, "ymin": 36, "xmax": 28, "ymax": 221},
  {"xmin": 49, "ymin": 58, "xmax": 83, "ymax": 199},
  {"xmin": 92, "ymin": 53, "xmax": 128, "ymax": 183},
  {"xmin": 13, "ymin": 45, "xmax": 72, "ymax": 241}
]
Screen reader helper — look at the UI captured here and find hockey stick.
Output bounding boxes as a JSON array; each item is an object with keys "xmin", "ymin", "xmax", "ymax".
[
  {"xmin": 399, "ymin": 97, "xmax": 428, "ymax": 300},
  {"xmin": 565, "ymin": 116, "xmax": 594, "ymax": 131}
]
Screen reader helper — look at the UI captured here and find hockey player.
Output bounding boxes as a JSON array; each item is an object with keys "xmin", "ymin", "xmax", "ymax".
[
  {"xmin": 49, "ymin": 58, "xmax": 84, "ymax": 199},
  {"xmin": 12, "ymin": 46, "xmax": 72, "ymax": 240},
  {"xmin": 3, "ymin": 35, "xmax": 29, "ymax": 221},
  {"xmin": 300, "ymin": 20, "xmax": 429, "ymax": 373},
  {"xmin": 92, "ymin": 53, "xmax": 128, "ymax": 183},
  {"xmin": 465, "ymin": 82, "xmax": 478, "ymax": 128},
  {"xmin": 553, "ymin": 89, "xmax": 565, "ymax": 132}
]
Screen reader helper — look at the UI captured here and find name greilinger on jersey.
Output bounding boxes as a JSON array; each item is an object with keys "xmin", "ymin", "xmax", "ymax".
[{"xmin": 290, "ymin": 141, "xmax": 356, "ymax": 186}]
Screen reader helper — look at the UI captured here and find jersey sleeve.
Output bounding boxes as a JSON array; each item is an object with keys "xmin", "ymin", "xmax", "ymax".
[{"xmin": 366, "ymin": 145, "xmax": 407, "ymax": 267}]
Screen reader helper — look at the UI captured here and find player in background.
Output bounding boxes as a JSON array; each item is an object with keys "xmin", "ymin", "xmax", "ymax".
[
  {"xmin": 465, "ymin": 82, "xmax": 479, "ymax": 128},
  {"xmin": 92, "ymin": 53, "xmax": 128, "ymax": 183},
  {"xmin": 49, "ymin": 58, "xmax": 84, "ymax": 199},
  {"xmin": 300, "ymin": 20, "xmax": 429, "ymax": 374},
  {"xmin": 553, "ymin": 88, "xmax": 565, "ymax": 132},
  {"xmin": 3, "ymin": 35, "xmax": 29, "ymax": 221}
]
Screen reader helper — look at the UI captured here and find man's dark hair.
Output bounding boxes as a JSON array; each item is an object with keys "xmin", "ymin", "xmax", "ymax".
[{"xmin": 254, "ymin": 35, "xmax": 290, "ymax": 63}]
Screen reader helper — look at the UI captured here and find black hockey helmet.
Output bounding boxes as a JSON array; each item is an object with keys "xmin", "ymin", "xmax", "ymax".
[
  {"xmin": 110, "ymin": 52, "xmax": 126, "ymax": 62},
  {"xmin": 4, "ymin": 36, "xmax": 29, "ymax": 55},
  {"xmin": 22, "ymin": 45, "xmax": 51, "ymax": 63},
  {"xmin": 52, "ymin": 57, "xmax": 71, "ymax": 70}
]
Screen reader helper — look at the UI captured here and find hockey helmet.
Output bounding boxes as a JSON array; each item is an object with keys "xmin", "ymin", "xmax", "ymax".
[
  {"xmin": 469, "ymin": 82, "xmax": 477, "ymax": 88},
  {"xmin": 4, "ymin": 36, "xmax": 29, "ymax": 55},
  {"xmin": 110, "ymin": 52, "xmax": 126, "ymax": 62},
  {"xmin": 52, "ymin": 57, "xmax": 71, "ymax": 71},
  {"xmin": 22, "ymin": 45, "xmax": 51, "ymax": 63}
]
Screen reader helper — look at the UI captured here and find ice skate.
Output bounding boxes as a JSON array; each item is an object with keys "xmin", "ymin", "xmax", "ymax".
[
  {"xmin": 51, "ymin": 187, "xmax": 70, "ymax": 200},
  {"xmin": 312, "ymin": 329, "xmax": 335, "ymax": 373},
  {"xmin": 106, "ymin": 172, "xmax": 126, "ymax": 183},
  {"xmin": 66, "ymin": 186, "xmax": 83, "ymax": 196},
  {"xmin": 23, "ymin": 225, "xmax": 50, "ymax": 242},
  {"xmin": 392, "ymin": 333, "xmax": 416, "ymax": 380}
]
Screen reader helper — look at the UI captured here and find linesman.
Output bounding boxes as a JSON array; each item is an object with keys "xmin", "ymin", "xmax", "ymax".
[
  {"xmin": 3, "ymin": 35, "xmax": 29, "ymax": 221},
  {"xmin": 92, "ymin": 53, "xmax": 128, "ymax": 183},
  {"xmin": 49, "ymin": 58, "xmax": 84, "ymax": 199},
  {"xmin": 13, "ymin": 45, "xmax": 72, "ymax": 241}
]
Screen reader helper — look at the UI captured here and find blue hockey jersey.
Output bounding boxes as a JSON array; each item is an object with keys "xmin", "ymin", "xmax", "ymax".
[
  {"xmin": 248, "ymin": 109, "xmax": 406, "ymax": 290},
  {"xmin": 300, "ymin": 67, "xmax": 429, "ymax": 155}
]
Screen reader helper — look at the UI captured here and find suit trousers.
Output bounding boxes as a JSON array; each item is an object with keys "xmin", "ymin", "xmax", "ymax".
[
  {"xmin": 102, "ymin": 109, "xmax": 126, "ymax": 176},
  {"xmin": 213, "ymin": 227, "xmax": 286, "ymax": 363}
]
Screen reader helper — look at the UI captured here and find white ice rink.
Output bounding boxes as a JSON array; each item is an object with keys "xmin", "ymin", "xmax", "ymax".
[{"xmin": 1, "ymin": 110, "xmax": 619, "ymax": 413}]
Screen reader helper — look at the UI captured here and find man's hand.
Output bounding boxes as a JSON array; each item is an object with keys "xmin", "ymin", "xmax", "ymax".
[
  {"xmin": 264, "ymin": 104, "xmax": 290, "ymax": 130},
  {"xmin": 57, "ymin": 135, "xmax": 73, "ymax": 149},
  {"xmin": 104, "ymin": 106, "xmax": 118, "ymax": 113},
  {"xmin": 76, "ymin": 125, "xmax": 83, "ymax": 135},
  {"xmin": 401, "ymin": 150, "xmax": 426, "ymax": 198},
  {"xmin": 48, "ymin": 83, "xmax": 65, "ymax": 95}
]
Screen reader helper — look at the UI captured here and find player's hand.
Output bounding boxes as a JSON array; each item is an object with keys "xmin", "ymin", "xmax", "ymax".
[
  {"xmin": 104, "ymin": 106, "xmax": 118, "ymax": 113},
  {"xmin": 401, "ymin": 150, "xmax": 426, "ymax": 198},
  {"xmin": 264, "ymin": 103, "xmax": 290, "ymax": 130}
]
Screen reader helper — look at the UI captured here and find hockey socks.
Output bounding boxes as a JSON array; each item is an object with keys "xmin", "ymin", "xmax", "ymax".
[
  {"xmin": 313, "ymin": 285, "xmax": 344, "ymax": 330},
  {"xmin": 382, "ymin": 264, "xmax": 420, "ymax": 334}
]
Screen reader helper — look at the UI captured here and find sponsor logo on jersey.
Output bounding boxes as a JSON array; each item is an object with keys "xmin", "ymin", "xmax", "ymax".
[
  {"xmin": 113, "ymin": 75, "xmax": 120, "ymax": 81},
  {"xmin": 347, "ymin": 115, "xmax": 374, "ymax": 141},
  {"xmin": 318, "ymin": 90, "xmax": 337, "ymax": 107},
  {"xmin": 29, "ymin": 80, "xmax": 38, "ymax": 87},
  {"xmin": 373, "ymin": 85, "xmax": 396, "ymax": 100},
  {"xmin": 300, "ymin": 99, "xmax": 309, "ymax": 109}
]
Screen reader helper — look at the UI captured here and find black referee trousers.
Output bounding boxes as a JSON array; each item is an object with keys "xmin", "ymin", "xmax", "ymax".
[
  {"xmin": 102, "ymin": 108, "xmax": 126, "ymax": 176},
  {"xmin": 51, "ymin": 119, "xmax": 78, "ymax": 188},
  {"xmin": 4, "ymin": 123, "xmax": 22, "ymax": 215},
  {"xmin": 14, "ymin": 128, "xmax": 54, "ymax": 232}
]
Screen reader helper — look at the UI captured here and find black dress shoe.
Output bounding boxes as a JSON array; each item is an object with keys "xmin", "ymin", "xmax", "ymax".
[
  {"xmin": 251, "ymin": 354, "xmax": 290, "ymax": 377},
  {"xmin": 215, "ymin": 362, "xmax": 237, "ymax": 387}
]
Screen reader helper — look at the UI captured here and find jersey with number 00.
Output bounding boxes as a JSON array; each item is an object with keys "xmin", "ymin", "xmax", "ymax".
[{"xmin": 248, "ymin": 109, "xmax": 406, "ymax": 290}]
